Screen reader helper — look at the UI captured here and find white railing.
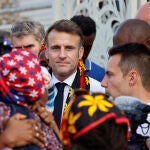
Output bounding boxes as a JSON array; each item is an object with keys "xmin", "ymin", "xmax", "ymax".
[{"xmin": 53, "ymin": 0, "xmax": 148, "ymax": 67}]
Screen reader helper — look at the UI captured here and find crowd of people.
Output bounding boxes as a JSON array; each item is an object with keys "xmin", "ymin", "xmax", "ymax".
[{"xmin": 0, "ymin": 1, "xmax": 150, "ymax": 150}]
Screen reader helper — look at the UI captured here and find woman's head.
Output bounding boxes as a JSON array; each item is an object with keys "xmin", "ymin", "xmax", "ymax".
[
  {"xmin": 60, "ymin": 90, "xmax": 129, "ymax": 150},
  {"xmin": 0, "ymin": 48, "xmax": 45, "ymax": 106}
]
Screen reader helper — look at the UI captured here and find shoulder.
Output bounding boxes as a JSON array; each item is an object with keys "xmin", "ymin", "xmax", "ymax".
[
  {"xmin": 127, "ymin": 103, "xmax": 150, "ymax": 138},
  {"xmin": 89, "ymin": 77, "xmax": 105, "ymax": 93}
]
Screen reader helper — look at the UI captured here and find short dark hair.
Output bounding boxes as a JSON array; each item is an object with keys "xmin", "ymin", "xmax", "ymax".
[
  {"xmin": 70, "ymin": 15, "xmax": 96, "ymax": 36},
  {"xmin": 109, "ymin": 43, "xmax": 150, "ymax": 91},
  {"xmin": 45, "ymin": 19, "xmax": 84, "ymax": 47}
]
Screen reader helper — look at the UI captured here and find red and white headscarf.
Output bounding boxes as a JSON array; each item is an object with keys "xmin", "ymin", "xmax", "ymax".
[{"xmin": 0, "ymin": 48, "xmax": 45, "ymax": 106}]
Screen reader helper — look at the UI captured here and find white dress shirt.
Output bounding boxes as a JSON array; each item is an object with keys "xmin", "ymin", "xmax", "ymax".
[{"xmin": 49, "ymin": 71, "xmax": 105, "ymax": 118}]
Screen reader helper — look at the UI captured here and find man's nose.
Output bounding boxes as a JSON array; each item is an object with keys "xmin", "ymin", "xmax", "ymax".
[
  {"xmin": 101, "ymin": 76, "xmax": 107, "ymax": 88},
  {"xmin": 59, "ymin": 47, "xmax": 67, "ymax": 58}
]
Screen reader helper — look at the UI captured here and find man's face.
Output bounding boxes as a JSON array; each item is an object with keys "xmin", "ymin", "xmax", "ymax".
[
  {"xmin": 46, "ymin": 30, "xmax": 84, "ymax": 81},
  {"xmin": 101, "ymin": 54, "xmax": 130, "ymax": 99},
  {"xmin": 12, "ymin": 35, "xmax": 41, "ymax": 56},
  {"xmin": 83, "ymin": 33, "xmax": 95, "ymax": 60}
]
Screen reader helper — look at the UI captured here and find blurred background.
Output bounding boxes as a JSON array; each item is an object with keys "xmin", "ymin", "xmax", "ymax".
[{"xmin": 0, "ymin": 0, "xmax": 149, "ymax": 67}]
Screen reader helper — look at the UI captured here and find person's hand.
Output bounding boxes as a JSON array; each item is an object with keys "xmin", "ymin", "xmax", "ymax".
[
  {"xmin": 36, "ymin": 106, "xmax": 60, "ymax": 137},
  {"xmin": 0, "ymin": 113, "xmax": 46, "ymax": 148}
]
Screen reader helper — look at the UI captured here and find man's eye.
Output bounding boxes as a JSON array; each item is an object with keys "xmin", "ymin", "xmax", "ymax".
[
  {"xmin": 51, "ymin": 46, "xmax": 60, "ymax": 51},
  {"xmin": 106, "ymin": 72, "xmax": 112, "ymax": 77},
  {"xmin": 25, "ymin": 45, "xmax": 34, "ymax": 49},
  {"xmin": 66, "ymin": 47, "xmax": 74, "ymax": 51}
]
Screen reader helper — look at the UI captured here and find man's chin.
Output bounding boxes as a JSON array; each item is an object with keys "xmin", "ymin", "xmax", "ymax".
[{"xmin": 57, "ymin": 71, "xmax": 70, "ymax": 77}]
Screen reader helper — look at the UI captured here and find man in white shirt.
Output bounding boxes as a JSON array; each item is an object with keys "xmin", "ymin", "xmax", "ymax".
[{"xmin": 45, "ymin": 19, "xmax": 105, "ymax": 127}]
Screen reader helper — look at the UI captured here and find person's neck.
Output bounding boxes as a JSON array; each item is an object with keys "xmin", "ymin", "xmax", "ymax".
[
  {"xmin": 132, "ymin": 89, "xmax": 150, "ymax": 104},
  {"xmin": 56, "ymin": 76, "xmax": 67, "ymax": 82},
  {"xmin": 53, "ymin": 71, "xmax": 77, "ymax": 82}
]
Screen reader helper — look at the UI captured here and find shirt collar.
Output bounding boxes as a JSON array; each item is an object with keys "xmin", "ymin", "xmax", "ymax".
[{"xmin": 51, "ymin": 71, "xmax": 77, "ymax": 87}]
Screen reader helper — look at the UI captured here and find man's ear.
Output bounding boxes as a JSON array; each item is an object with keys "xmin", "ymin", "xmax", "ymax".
[
  {"xmin": 79, "ymin": 46, "xmax": 84, "ymax": 59},
  {"xmin": 128, "ymin": 70, "xmax": 138, "ymax": 86}
]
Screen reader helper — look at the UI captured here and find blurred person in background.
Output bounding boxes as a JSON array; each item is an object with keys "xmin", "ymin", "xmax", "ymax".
[
  {"xmin": 135, "ymin": 1, "xmax": 150, "ymax": 25},
  {"xmin": 71, "ymin": 15, "xmax": 105, "ymax": 82},
  {"xmin": 0, "ymin": 30, "xmax": 12, "ymax": 56},
  {"xmin": 11, "ymin": 20, "xmax": 54, "ymax": 112},
  {"xmin": 113, "ymin": 19, "xmax": 150, "ymax": 49}
]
